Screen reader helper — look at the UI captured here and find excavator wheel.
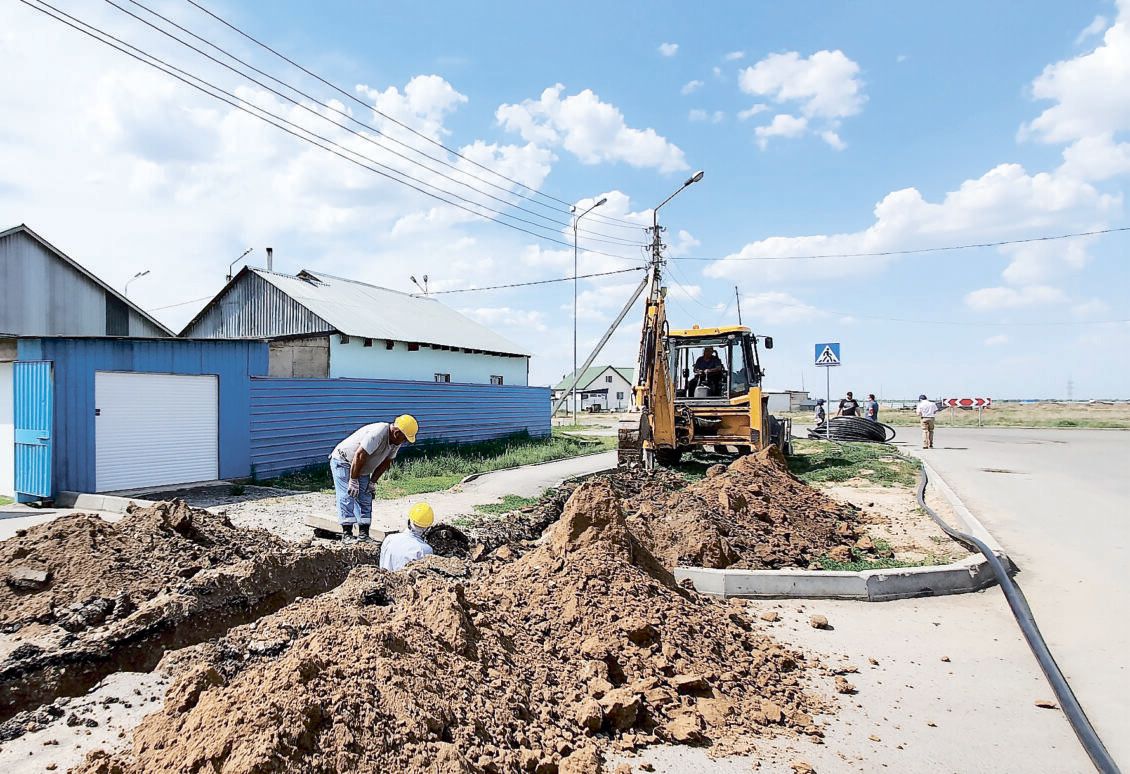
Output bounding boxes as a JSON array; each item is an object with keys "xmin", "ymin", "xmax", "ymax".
[{"xmin": 656, "ymin": 448, "xmax": 683, "ymax": 467}]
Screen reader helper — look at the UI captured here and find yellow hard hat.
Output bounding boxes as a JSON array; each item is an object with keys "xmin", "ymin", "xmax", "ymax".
[
  {"xmin": 408, "ymin": 502, "xmax": 434, "ymax": 529},
  {"xmin": 394, "ymin": 414, "xmax": 419, "ymax": 443}
]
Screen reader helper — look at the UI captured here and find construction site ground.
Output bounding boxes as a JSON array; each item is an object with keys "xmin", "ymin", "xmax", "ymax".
[{"xmin": 0, "ymin": 432, "xmax": 1118, "ymax": 772}]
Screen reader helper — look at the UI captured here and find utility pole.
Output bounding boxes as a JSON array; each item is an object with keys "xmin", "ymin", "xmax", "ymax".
[{"xmin": 734, "ymin": 285, "xmax": 743, "ymax": 325}]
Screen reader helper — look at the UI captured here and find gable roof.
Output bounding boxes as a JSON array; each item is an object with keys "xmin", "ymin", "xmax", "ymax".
[
  {"xmin": 554, "ymin": 365, "xmax": 635, "ymax": 391},
  {"xmin": 0, "ymin": 224, "xmax": 175, "ymax": 336},
  {"xmin": 186, "ymin": 267, "xmax": 528, "ymax": 356}
]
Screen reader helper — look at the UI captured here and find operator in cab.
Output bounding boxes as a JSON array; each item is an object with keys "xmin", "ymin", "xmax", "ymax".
[{"xmin": 689, "ymin": 346, "xmax": 725, "ymax": 396}]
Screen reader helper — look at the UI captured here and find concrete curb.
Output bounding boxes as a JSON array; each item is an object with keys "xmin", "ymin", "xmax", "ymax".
[
  {"xmin": 56, "ymin": 492, "xmax": 155, "ymax": 513},
  {"xmin": 674, "ymin": 462, "xmax": 1011, "ymax": 602}
]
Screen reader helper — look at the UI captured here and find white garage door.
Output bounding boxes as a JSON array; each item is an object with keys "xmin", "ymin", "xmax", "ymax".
[{"xmin": 95, "ymin": 372, "xmax": 219, "ymax": 492}]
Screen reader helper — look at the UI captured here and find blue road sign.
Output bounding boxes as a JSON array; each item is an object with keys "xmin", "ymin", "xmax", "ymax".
[{"xmin": 815, "ymin": 342, "xmax": 841, "ymax": 367}]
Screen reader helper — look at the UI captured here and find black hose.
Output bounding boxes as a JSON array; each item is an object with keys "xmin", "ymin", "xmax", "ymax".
[
  {"xmin": 917, "ymin": 466, "xmax": 1121, "ymax": 774},
  {"xmin": 808, "ymin": 415, "xmax": 896, "ymax": 443}
]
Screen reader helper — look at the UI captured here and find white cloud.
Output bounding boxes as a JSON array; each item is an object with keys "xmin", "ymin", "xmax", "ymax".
[
  {"xmin": 741, "ymin": 291, "xmax": 827, "ymax": 324},
  {"xmin": 1076, "ymin": 15, "xmax": 1110, "ymax": 45},
  {"xmin": 497, "ymin": 84, "xmax": 689, "ymax": 172},
  {"xmin": 712, "ymin": 66, "xmax": 723, "ymax": 79},
  {"xmin": 689, "ymin": 109, "xmax": 725, "ymax": 124},
  {"xmin": 458, "ymin": 306, "xmax": 547, "ymax": 332},
  {"xmin": 820, "ymin": 129, "xmax": 846, "ymax": 150},
  {"xmin": 896, "ymin": 54, "xmax": 908, "ymax": 63},
  {"xmin": 737, "ymin": 104, "xmax": 769, "ymax": 121},
  {"xmin": 658, "ymin": 42, "xmax": 679, "ymax": 57},
  {"xmin": 738, "ymin": 49, "xmax": 865, "ymax": 147},
  {"xmin": 681, "ymin": 80, "xmax": 704, "ymax": 95},
  {"xmin": 1073, "ymin": 298, "xmax": 1111, "ymax": 317},
  {"xmin": 755, "ymin": 114, "xmax": 808, "ymax": 148},
  {"xmin": 964, "ymin": 285, "xmax": 1067, "ymax": 310},
  {"xmin": 724, "ymin": 51, "xmax": 745, "ymax": 61},
  {"xmin": 984, "ymin": 334, "xmax": 1010, "ymax": 347},
  {"xmin": 356, "ymin": 75, "xmax": 468, "ymax": 142}
]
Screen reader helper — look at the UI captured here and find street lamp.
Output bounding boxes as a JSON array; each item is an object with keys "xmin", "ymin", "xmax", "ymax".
[
  {"xmin": 571, "ymin": 196, "xmax": 607, "ymax": 423},
  {"xmin": 652, "ymin": 170, "xmax": 703, "ymax": 234},
  {"xmin": 124, "ymin": 270, "xmax": 149, "ymax": 297}
]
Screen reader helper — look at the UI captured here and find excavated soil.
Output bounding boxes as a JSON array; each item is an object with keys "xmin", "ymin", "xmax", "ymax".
[
  {"xmin": 469, "ymin": 449, "xmax": 864, "ymax": 571},
  {"xmin": 0, "ymin": 501, "xmax": 379, "ymax": 727},
  {"xmin": 76, "ymin": 481, "xmax": 828, "ymax": 774}
]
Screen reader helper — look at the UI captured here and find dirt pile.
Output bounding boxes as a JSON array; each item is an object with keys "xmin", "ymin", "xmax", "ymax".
[
  {"xmin": 77, "ymin": 481, "xmax": 826, "ymax": 773},
  {"xmin": 0, "ymin": 501, "xmax": 379, "ymax": 726},
  {"xmin": 0, "ymin": 501, "xmax": 287, "ymax": 631},
  {"xmin": 623, "ymin": 449, "xmax": 862, "ymax": 570}
]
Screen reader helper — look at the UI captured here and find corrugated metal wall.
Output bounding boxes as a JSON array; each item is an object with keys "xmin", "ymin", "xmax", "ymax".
[
  {"xmin": 182, "ymin": 271, "xmax": 333, "ymax": 338},
  {"xmin": 17, "ymin": 338, "xmax": 268, "ymax": 493},
  {"xmin": 249, "ymin": 377, "xmax": 551, "ymax": 478}
]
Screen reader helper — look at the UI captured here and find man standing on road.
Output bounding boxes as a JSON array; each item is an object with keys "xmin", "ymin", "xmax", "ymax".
[
  {"xmin": 837, "ymin": 391, "xmax": 860, "ymax": 417},
  {"xmin": 329, "ymin": 415, "xmax": 418, "ymax": 543},
  {"xmin": 865, "ymin": 393, "xmax": 880, "ymax": 422},
  {"xmin": 916, "ymin": 394, "xmax": 938, "ymax": 449},
  {"xmin": 380, "ymin": 502, "xmax": 435, "ymax": 571}
]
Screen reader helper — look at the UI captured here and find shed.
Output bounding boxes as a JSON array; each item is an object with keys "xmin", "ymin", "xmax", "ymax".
[
  {"xmin": 181, "ymin": 267, "xmax": 530, "ymax": 385},
  {"xmin": 1, "ymin": 337, "xmax": 267, "ymax": 501},
  {"xmin": 0, "ymin": 225, "xmax": 172, "ymax": 338}
]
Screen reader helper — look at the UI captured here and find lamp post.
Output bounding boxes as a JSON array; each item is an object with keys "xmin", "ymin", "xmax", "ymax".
[
  {"xmin": 649, "ymin": 170, "xmax": 703, "ymax": 268},
  {"xmin": 571, "ymin": 196, "xmax": 607, "ymax": 423},
  {"xmin": 124, "ymin": 270, "xmax": 149, "ymax": 297}
]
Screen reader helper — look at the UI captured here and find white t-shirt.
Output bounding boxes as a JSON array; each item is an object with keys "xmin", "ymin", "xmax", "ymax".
[
  {"xmin": 916, "ymin": 399, "xmax": 938, "ymax": 419},
  {"xmin": 379, "ymin": 529, "xmax": 434, "ymax": 571},
  {"xmin": 330, "ymin": 422, "xmax": 401, "ymax": 477}
]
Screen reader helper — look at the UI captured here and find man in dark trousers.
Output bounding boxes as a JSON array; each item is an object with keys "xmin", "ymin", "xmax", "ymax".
[
  {"xmin": 865, "ymin": 393, "xmax": 880, "ymax": 421},
  {"xmin": 837, "ymin": 391, "xmax": 860, "ymax": 417}
]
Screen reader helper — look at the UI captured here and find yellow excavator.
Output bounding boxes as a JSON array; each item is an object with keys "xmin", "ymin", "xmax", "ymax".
[{"xmin": 617, "ymin": 207, "xmax": 789, "ymax": 467}]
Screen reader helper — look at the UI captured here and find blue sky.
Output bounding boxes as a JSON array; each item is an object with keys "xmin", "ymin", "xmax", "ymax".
[{"xmin": 1, "ymin": 0, "xmax": 1128, "ymax": 398}]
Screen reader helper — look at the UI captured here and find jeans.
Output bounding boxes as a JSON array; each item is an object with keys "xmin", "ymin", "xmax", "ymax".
[{"xmin": 330, "ymin": 457, "xmax": 373, "ymax": 525}]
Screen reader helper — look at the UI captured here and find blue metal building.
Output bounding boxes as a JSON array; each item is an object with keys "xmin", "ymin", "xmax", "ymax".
[{"xmin": 7, "ymin": 337, "xmax": 268, "ymax": 500}]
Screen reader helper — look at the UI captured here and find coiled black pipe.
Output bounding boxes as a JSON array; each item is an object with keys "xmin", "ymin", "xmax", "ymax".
[
  {"xmin": 917, "ymin": 465, "xmax": 1121, "ymax": 774},
  {"xmin": 808, "ymin": 415, "xmax": 897, "ymax": 443}
]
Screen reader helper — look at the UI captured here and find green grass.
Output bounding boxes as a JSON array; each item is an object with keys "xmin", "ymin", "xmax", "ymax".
[
  {"xmin": 816, "ymin": 548, "xmax": 953, "ymax": 572},
  {"xmin": 787, "ymin": 439, "xmax": 919, "ymax": 488},
  {"xmin": 473, "ymin": 494, "xmax": 540, "ymax": 515},
  {"xmin": 263, "ymin": 430, "xmax": 613, "ymax": 500},
  {"xmin": 0, "ymin": 496, "xmax": 12, "ymax": 507}
]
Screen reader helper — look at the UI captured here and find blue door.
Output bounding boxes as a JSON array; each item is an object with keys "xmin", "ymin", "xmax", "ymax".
[{"xmin": 14, "ymin": 361, "xmax": 53, "ymax": 501}]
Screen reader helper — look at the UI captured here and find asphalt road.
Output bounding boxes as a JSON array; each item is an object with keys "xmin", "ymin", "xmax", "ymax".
[{"xmin": 906, "ymin": 427, "xmax": 1130, "ymax": 768}]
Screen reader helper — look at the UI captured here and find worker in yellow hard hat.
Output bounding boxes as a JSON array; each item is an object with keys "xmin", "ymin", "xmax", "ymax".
[
  {"xmin": 328, "ymin": 414, "xmax": 419, "ymax": 544},
  {"xmin": 379, "ymin": 502, "xmax": 435, "ymax": 571}
]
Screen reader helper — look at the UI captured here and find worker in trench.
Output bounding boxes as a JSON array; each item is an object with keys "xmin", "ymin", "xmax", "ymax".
[
  {"xmin": 329, "ymin": 414, "xmax": 418, "ymax": 544},
  {"xmin": 380, "ymin": 502, "xmax": 436, "ymax": 571}
]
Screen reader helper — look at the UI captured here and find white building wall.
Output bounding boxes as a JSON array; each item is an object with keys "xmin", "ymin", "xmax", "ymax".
[
  {"xmin": 0, "ymin": 362, "xmax": 13, "ymax": 498},
  {"xmin": 329, "ymin": 337, "xmax": 528, "ymax": 385},
  {"xmin": 576, "ymin": 368, "xmax": 633, "ymax": 412}
]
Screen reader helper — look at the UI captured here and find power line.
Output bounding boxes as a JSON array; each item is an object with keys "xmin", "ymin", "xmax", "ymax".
[
  {"xmin": 109, "ymin": 0, "xmax": 646, "ymax": 248},
  {"xmin": 21, "ymin": 0, "xmax": 645, "ymax": 262},
  {"xmin": 426, "ymin": 267, "xmax": 643, "ymax": 295},
  {"xmin": 180, "ymin": 0, "xmax": 645, "ymax": 231},
  {"xmin": 147, "ymin": 294, "xmax": 214, "ymax": 312},
  {"xmin": 670, "ymin": 226, "xmax": 1130, "ymax": 262}
]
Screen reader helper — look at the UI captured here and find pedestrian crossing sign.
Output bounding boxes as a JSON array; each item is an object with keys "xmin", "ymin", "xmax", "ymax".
[{"xmin": 815, "ymin": 342, "xmax": 841, "ymax": 367}]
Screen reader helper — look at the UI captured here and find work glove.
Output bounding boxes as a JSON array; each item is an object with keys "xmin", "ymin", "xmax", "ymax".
[
  {"xmin": 347, "ymin": 479, "xmax": 360, "ymax": 498},
  {"xmin": 367, "ymin": 479, "xmax": 377, "ymax": 495}
]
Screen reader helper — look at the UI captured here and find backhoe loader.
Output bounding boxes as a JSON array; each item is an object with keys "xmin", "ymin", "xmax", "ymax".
[{"xmin": 617, "ymin": 272, "xmax": 789, "ymax": 468}]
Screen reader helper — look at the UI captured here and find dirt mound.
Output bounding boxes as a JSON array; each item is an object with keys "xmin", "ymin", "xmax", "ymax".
[
  {"xmin": 0, "ymin": 501, "xmax": 287, "ymax": 631},
  {"xmin": 624, "ymin": 449, "xmax": 861, "ymax": 570},
  {"xmin": 77, "ymin": 481, "xmax": 826, "ymax": 773}
]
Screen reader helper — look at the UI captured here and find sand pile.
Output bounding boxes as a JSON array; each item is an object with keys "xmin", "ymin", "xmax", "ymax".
[
  {"xmin": 623, "ymin": 448, "xmax": 862, "ymax": 570},
  {"xmin": 77, "ymin": 481, "xmax": 825, "ymax": 773},
  {"xmin": 0, "ymin": 500, "xmax": 288, "ymax": 632}
]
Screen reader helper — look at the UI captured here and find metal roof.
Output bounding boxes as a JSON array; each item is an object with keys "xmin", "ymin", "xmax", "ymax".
[
  {"xmin": 251, "ymin": 269, "xmax": 529, "ymax": 357},
  {"xmin": 0, "ymin": 224, "xmax": 175, "ymax": 337}
]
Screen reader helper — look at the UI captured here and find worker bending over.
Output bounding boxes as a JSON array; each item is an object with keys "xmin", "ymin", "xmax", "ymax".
[
  {"xmin": 329, "ymin": 414, "xmax": 418, "ymax": 543},
  {"xmin": 380, "ymin": 502, "xmax": 435, "ymax": 571}
]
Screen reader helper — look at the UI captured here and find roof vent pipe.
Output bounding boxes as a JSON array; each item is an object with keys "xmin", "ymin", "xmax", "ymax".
[{"xmin": 266, "ymin": 247, "xmax": 273, "ymax": 272}]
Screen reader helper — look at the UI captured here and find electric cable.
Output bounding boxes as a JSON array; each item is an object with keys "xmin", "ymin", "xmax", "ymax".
[
  {"xmin": 916, "ymin": 466, "xmax": 1121, "ymax": 774},
  {"xmin": 669, "ymin": 226, "xmax": 1130, "ymax": 262},
  {"xmin": 180, "ymin": 0, "xmax": 645, "ymax": 231},
  {"xmin": 425, "ymin": 267, "xmax": 644, "ymax": 295},
  {"xmin": 807, "ymin": 416, "xmax": 896, "ymax": 442},
  {"xmin": 109, "ymin": 0, "xmax": 646, "ymax": 247},
  {"xmin": 20, "ymin": 0, "xmax": 645, "ymax": 262}
]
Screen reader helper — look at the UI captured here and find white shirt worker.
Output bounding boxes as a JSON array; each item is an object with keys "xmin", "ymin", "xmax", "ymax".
[{"xmin": 379, "ymin": 527, "xmax": 434, "ymax": 571}]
